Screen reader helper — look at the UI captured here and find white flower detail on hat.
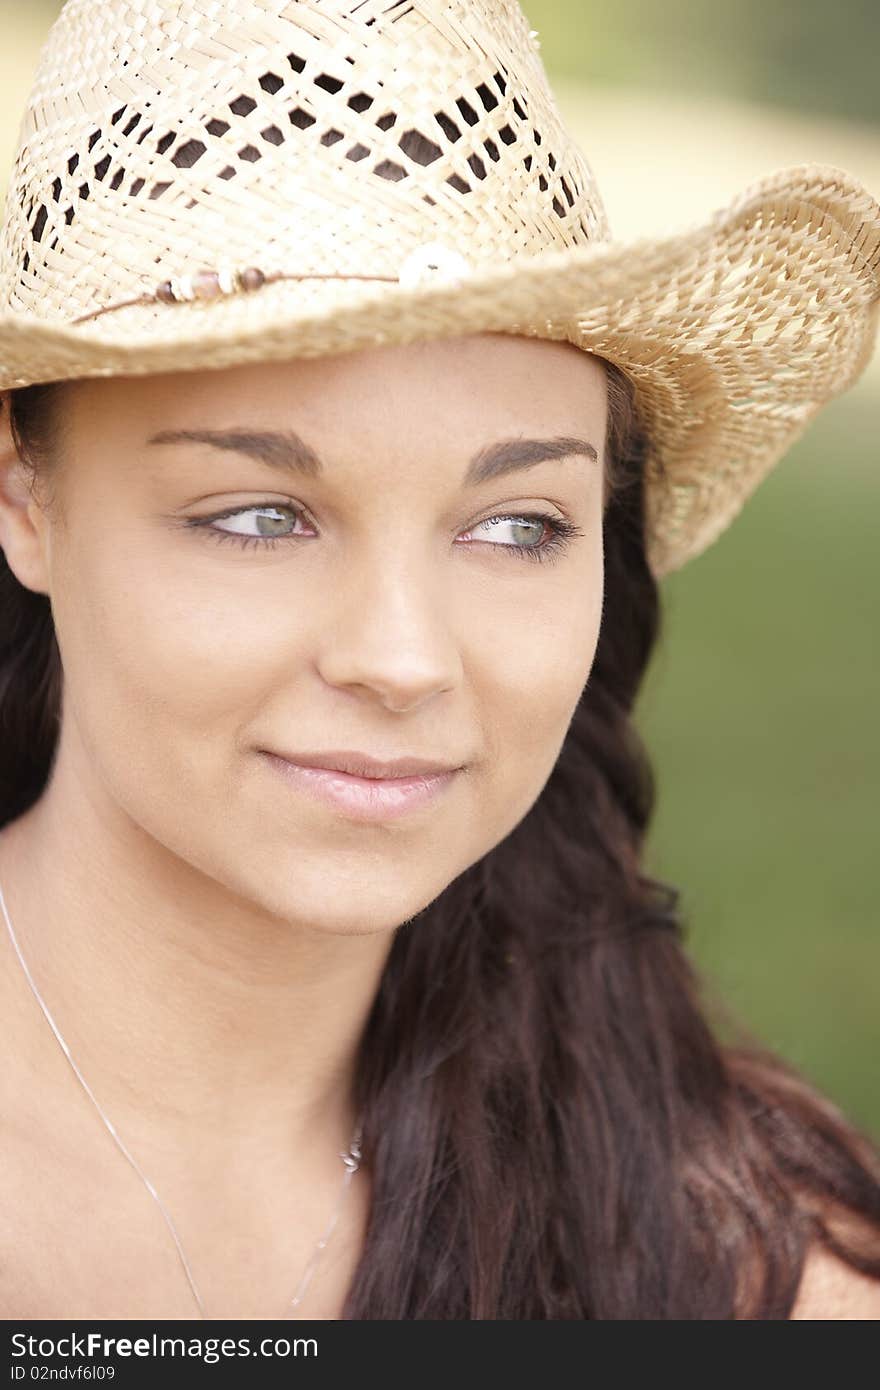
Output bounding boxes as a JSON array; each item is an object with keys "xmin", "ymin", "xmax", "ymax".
[{"xmin": 398, "ymin": 241, "xmax": 473, "ymax": 289}]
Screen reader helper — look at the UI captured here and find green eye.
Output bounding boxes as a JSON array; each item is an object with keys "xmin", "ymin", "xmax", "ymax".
[{"xmin": 464, "ymin": 513, "xmax": 583, "ymax": 563}]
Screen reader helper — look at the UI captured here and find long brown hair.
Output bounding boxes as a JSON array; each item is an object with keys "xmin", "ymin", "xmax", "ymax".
[{"xmin": 2, "ymin": 366, "xmax": 879, "ymax": 1317}]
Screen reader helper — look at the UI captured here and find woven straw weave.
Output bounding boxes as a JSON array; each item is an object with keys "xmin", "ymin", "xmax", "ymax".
[{"xmin": 0, "ymin": 0, "xmax": 878, "ymax": 578}]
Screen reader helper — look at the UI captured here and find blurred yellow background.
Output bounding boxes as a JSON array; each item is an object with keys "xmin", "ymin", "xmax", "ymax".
[{"xmin": 1, "ymin": 1, "xmax": 878, "ymax": 1136}]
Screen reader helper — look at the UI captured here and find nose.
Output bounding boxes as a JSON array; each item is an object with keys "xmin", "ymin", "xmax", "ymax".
[{"xmin": 314, "ymin": 550, "xmax": 463, "ymax": 711}]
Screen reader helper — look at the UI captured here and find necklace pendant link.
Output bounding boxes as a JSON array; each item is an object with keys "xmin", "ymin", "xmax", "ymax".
[{"xmin": 341, "ymin": 1142, "xmax": 362, "ymax": 1174}]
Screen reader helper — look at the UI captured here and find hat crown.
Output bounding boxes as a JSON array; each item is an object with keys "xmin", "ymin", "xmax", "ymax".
[{"xmin": 0, "ymin": 0, "xmax": 609, "ymax": 325}]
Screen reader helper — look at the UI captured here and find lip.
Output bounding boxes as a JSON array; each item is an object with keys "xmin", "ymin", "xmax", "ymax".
[
  {"xmin": 259, "ymin": 750, "xmax": 463, "ymax": 823},
  {"xmin": 263, "ymin": 748, "xmax": 462, "ymax": 779}
]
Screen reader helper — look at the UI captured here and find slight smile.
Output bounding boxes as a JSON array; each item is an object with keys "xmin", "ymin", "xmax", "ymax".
[{"xmin": 260, "ymin": 751, "xmax": 462, "ymax": 823}]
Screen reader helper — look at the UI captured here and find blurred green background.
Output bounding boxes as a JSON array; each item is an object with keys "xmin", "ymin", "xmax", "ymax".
[{"xmin": 1, "ymin": 2, "xmax": 878, "ymax": 1137}]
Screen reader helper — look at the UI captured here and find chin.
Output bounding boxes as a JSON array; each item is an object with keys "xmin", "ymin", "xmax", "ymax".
[{"xmin": 237, "ymin": 862, "xmax": 437, "ymax": 938}]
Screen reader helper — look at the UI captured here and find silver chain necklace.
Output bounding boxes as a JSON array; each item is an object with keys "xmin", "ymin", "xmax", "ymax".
[{"xmin": 0, "ymin": 871, "xmax": 364, "ymax": 1320}]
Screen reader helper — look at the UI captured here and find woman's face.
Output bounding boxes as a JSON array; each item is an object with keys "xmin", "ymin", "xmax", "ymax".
[{"xmin": 5, "ymin": 332, "xmax": 608, "ymax": 934}]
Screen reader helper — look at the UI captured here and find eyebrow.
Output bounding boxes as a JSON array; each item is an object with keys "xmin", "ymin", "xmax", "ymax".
[{"xmin": 145, "ymin": 427, "xmax": 598, "ymax": 487}]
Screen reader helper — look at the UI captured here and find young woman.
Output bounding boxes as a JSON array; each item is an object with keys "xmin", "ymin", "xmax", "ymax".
[{"xmin": 0, "ymin": 0, "xmax": 878, "ymax": 1319}]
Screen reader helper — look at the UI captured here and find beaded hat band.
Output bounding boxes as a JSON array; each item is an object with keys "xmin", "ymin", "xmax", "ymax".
[
  {"xmin": 71, "ymin": 236, "xmax": 475, "ymax": 323},
  {"xmin": 1, "ymin": 0, "xmax": 879, "ymax": 578},
  {"xmin": 71, "ymin": 266, "xmax": 390, "ymax": 324}
]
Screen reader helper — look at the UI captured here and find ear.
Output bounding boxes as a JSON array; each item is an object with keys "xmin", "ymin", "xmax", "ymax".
[{"xmin": 0, "ymin": 391, "xmax": 52, "ymax": 596}]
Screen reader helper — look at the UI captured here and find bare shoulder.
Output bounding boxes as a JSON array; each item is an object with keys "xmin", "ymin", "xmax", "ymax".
[
  {"xmin": 787, "ymin": 1178, "xmax": 880, "ymax": 1319},
  {"xmin": 720, "ymin": 1046, "xmax": 880, "ymax": 1318},
  {"xmin": 790, "ymin": 1243, "xmax": 880, "ymax": 1319}
]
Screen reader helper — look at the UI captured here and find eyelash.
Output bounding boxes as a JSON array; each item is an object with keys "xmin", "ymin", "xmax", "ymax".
[{"xmin": 185, "ymin": 503, "xmax": 584, "ymax": 565}]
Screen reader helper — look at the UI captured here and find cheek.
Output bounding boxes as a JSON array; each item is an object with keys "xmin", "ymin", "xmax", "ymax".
[
  {"xmin": 51, "ymin": 529, "xmax": 299, "ymax": 795},
  {"xmin": 473, "ymin": 552, "xmax": 604, "ymax": 838}
]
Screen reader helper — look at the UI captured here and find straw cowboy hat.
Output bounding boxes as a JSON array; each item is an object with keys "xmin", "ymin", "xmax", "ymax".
[{"xmin": 0, "ymin": 0, "xmax": 878, "ymax": 579}]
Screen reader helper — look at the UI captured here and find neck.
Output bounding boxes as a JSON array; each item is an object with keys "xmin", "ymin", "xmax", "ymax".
[{"xmin": 0, "ymin": 748, "xmax": 393, "ymax": 1172}]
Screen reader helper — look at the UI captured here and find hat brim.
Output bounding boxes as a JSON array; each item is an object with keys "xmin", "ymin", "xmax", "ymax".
[{"xmin": 1, "ymin": 162, "xmax": 878, "ymax": 578}]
